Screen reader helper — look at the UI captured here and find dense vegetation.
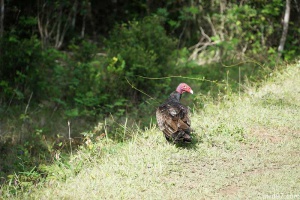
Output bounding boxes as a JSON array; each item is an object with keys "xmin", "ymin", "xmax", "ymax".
[{"xmin": 0, "ymin": 0, "xmax": 300, "ymax": 195}]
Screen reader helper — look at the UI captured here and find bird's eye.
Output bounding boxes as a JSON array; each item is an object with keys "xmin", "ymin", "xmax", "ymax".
[{"xmin": 183, "ymin": 85, "xmax": 186, "ymax": 88}]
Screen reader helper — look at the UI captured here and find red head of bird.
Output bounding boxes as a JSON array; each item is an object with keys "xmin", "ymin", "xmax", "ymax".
[{"xmin": 176, "ymin": 83, "xmax": 193, "ymax": 94}]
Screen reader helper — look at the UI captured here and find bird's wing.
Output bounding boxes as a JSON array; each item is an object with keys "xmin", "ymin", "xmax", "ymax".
[
  {"xmin": 156, "ymin": 105, "xmax": 179, "ymax": 137},
  {"xmin": 166, "ymin": 104, "xmax": 181, "ymax": 117},
  {"xmin": 156, "ymin": 103, "xmax": 191, "ymax": 131},
  {"xmin": 177, "ymin": 118, "xmax": 190, "ymax": 130},
  {"xmin": 181, "ymin": 106, "xmax": 191, "ymax": 127}
]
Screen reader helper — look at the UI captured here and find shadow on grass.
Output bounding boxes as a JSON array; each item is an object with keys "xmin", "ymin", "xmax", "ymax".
[{"xmin": 174, "ymin": 135, "xmax": 202, "ymax": 149}]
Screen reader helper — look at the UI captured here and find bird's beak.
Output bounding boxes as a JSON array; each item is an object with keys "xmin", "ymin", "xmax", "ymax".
[{"xmin": 190, "ymin": 89, "xmax": 193, "ymax": 94}]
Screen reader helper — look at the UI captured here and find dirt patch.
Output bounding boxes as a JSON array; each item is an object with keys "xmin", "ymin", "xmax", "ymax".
[
  {"xmin": 217, "ymin": 166, "xmax": 283, "ymax": 197},
  {"xmin": 250, "ymin": 126, "xmax": 298, "ymax": 143},
  {"xmin": 218, "ymin": 184, "xmax": 240, "ymax": 196}
]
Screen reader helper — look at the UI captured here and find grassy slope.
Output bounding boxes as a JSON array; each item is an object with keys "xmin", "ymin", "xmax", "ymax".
[{"xmin": 2, "ymin": 64, "xmax": 300, "ymax": 199}]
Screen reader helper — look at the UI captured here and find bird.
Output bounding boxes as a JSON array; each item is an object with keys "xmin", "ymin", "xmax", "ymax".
[{"xmin": 156, "ymin": 83, "xmax": 193, "ymax": 143}]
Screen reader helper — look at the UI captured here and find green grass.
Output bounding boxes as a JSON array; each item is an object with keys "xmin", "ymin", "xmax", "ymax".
[{"xmin": 1, "ymin": 64, "xmax": 300, "ymax": 199}]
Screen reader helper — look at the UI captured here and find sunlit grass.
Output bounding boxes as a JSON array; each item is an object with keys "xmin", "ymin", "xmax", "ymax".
[{"xmin": 1, "ymin": 64, "xmax": 300, "ymax": 199}]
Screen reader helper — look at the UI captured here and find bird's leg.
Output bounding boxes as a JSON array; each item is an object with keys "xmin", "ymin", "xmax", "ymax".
[
  {"xmin": 183, "ymin": 133, "xmax": 192, "ymax": 143},
  {"xmin": 172, "ymin": 131, "xmax": 185, "ymax": 142},
  {"xmin": 164, "ymin": 134, "xmax": 172, "ymax": 142}
]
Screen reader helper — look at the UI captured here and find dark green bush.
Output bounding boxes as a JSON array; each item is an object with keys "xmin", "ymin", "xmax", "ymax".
[
  {"xmin": 0, "ymin": 35, "xmax": 50, "ymax": 105},
  {"xmin": 105, "ymin": 16, "xmax": 178, "ymax": 102}
]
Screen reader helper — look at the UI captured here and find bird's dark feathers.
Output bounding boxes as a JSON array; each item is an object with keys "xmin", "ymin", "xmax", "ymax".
[{"xmin": 156, "ymin": 91, "xmax": 192, "ymax": 143}]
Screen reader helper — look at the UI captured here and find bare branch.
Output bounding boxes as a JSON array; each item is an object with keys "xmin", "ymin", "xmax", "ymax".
[
  {"xmin": 200, "ymin": 27, "xmax": 211, "ymax": 42},
  {"xmin": 71, "ymin": 0, "xmax": 78, "ymax": 29},
  {"xmin": 55, "ymin": 7, "xmax": 63, "ymax": 48},
  {"xmin": 205, "ymin": 15, "xmax": 218, "ymax": 37},
  {"xmin": 38, "ymin": 1, "xmax": 77, "ymax": 49},
  {"xmin": 81, "ymin": 14, "xmax": 86, "ymax": 38},
  {"xmin": 219, "ymin": 0, "xmax": 226, "ymax": 41},
  {"xmin": 0, "ymin": 0, "xmax": 4, "ymax": 37},
  {"xmin": 188, "ymin": 27, "xmax": 219, "ymax": 61},
  {"xmin": 58, "ymin": 4, "xmax": 75, "ymax": 48},
  {"xmin": 278, "ymin": 0, "xmax": 291, "ymax": 59}
]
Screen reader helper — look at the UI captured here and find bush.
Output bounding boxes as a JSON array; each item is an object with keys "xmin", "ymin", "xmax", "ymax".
[
  {"xmin": 0, "ymin": 35, "xmax": 43, "ymax": 105},
  {"xmin": 105, "ymin": 16, "xmax": 178, "ymax": 103}
]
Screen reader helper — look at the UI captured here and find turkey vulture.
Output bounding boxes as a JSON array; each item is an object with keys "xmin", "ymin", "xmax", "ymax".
[{"xmin": 156, "ymin": 83, "xmax": 193, "ymax": 143}]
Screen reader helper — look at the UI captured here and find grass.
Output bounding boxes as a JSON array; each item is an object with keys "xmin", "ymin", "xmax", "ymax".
[{"xmin": 1, "ymin": 63, "xmax": 300, "ymax": 199}]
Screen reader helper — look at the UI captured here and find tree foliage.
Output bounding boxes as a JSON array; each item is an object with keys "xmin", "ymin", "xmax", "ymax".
[
  {"xmin": 105, "ymin": 16, "xmax": 176, "ymax": 101},
  {"xmin": 0, "ymin": 0, "xmax": 300, "ymax": 117}
]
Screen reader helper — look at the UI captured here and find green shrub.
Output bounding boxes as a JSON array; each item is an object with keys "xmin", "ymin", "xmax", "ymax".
[
  {"xmin": 0, "ymin": 35, "xmax": 43, "ymax": 104},
  {"xmin": 105, "ymin": 16, "xmax": 177, "ymax": 102}
]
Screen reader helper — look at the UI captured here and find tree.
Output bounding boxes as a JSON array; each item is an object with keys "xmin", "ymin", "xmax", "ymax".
[
  {"xmin": 0, "ymin": 0, "xmax": 4, "ymax": 37},
  {"xmin": 278, "ymin": 0, "xmax": 291, "ymax": 59},
  {"xmin": 37, "ymin": 0, "xmax": 79, "ymax": 49}
]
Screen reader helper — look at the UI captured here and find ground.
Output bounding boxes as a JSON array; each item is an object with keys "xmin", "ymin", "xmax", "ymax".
[{"xmin": 1, "ymin": 64, "xmax": 300, "ymax": 199}]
